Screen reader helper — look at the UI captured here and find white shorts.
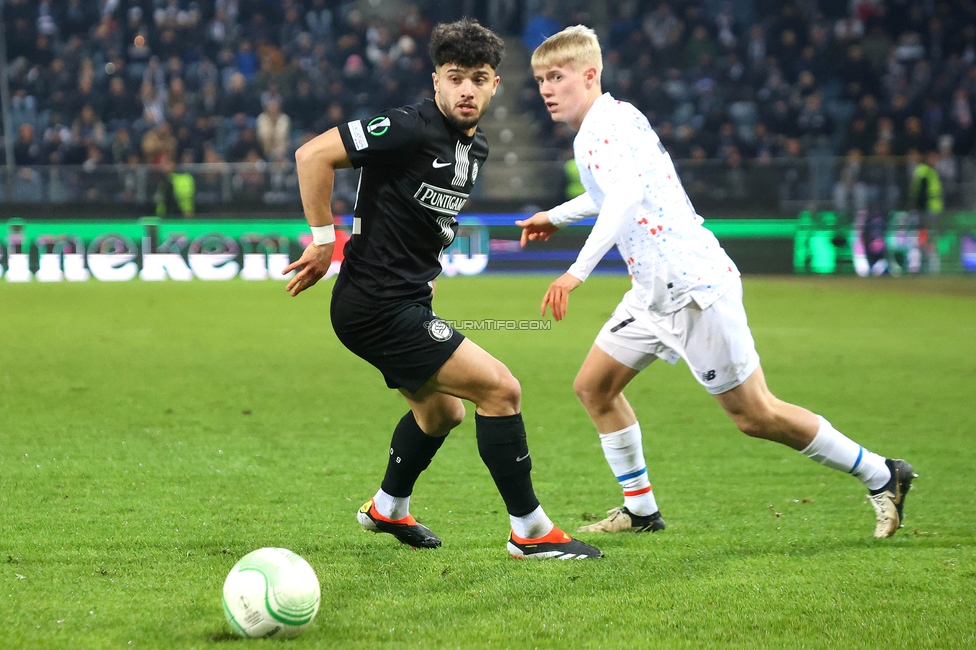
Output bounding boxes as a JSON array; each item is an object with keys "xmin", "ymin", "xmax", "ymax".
[{"xmin": 594, "ymin": 280, "xmax": 760, "ymax": 394}]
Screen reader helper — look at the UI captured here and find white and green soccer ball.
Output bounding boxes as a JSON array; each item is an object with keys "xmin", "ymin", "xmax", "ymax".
[{"xmin": 222, "ymin": 547, "xmax": 321, "ymax": 639}]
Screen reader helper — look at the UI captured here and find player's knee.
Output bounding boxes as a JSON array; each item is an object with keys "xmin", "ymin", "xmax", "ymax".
[
  {"xmin": 495, "ymin": 371, "xmax": 522, "ymax": 409},
  {"xmin": 443, "ymin": 401, "xmax": 467, "ymax": 430},
  {"xmin": 732, "ymin": 408, "xmax": 777, "ymax": 439},
  {"xmin": 417, "ymin": 400, "xmax": 465, "ymax": 435},
  {"xmin": 573, "ymin": 375, "xmax": 597, "ymax": 407},
  {"xmin": 573, "ymin": 374, "xmax": 614, "ymax": 412}
]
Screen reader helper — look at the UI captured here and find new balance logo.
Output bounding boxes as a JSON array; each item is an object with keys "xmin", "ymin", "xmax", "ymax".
[
  {"xmin": 432, "ymin": 159, "xmax": 451, "ymax": 168},
  {"xmin": 700, "ymin": 369, "xmax": 717, "ymax": 381}
]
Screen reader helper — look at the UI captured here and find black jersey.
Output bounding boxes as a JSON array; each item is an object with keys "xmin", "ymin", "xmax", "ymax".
[{"xmin": 336, "ymin": 99, "xmax": 489, "ymax": 301}]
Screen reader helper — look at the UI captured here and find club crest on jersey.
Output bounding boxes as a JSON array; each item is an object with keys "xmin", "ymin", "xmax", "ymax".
[
  {"xmin": 414, "ymin": 182, "xmax": 469, "ymax": 216},
  {"xmin": 367, "ymin": 116, "xmax": 390, "ymax": 136},
  {"xmin": 424, "ymin": 319, "xmax": 453, "ymax": 342}
]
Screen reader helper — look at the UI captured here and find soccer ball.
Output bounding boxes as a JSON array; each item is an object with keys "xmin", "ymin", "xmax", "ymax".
[{"xmin": 222, "ymin": 547, "xmax": 321, "ymax": 639}]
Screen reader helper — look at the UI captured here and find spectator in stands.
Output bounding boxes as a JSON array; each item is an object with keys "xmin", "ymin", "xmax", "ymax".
[
  {"xmin": 103, "ymin": 77, "xmax": 141, "ymax": 127},
  {"xmin": 142, "ymin": 56, "xmax": 167, "ymax": 95},
  {"xmin": 796, "ymin": 93, "xmax": 834, "ymax": 151},
  {"xmin": 899, "ymin": 116, "xmax": 932, "ymax": 155},
  {"xmin": 109, "ymin": 127, "xmax": 134, "ymax": 165},
  {"xmin": 236, "ymin": 40, "xmax": 258, "ymax": 80},
  {"xmin": 763, "ymin": 99, "xmax": 798, "ymax": 138},
  {"xmin": 259, "ymin": 82, "xmax": 285, "ymax": 112},
  {"xmin": 864, "ymin": 140, "xmax": 901, "ymax": 214},
  {"xmin": 313, "ymin": 101, "xmax": 347, "ymax": 135},
  {"xmin": 142, "ymin": 121, "xmax": 178, "ymax": 165},
  {"xmin": 779, "ymin": 138, "xmax": 808, "ymax": 202},
  {"xmin": 139, "ymin": 82, "xmax": 166, "ymax": 126},
  {"xmin": 256, "ymin": 99, "xmax": 292, "ymax": 160},
  {"xmin": 165, "ymin": 78, "xmax": 192, "ymax": 116},
  {"xmin": 644, "ymin": 2, "xmax": 684, "ymax": 69},
  {"xmin": 224, "ymin": 72, "xmax": 261, "ymax": 119},
  {"xmin": 233, "ymin": 149, "xmax": 267, "ymax": 201},
  {"xmin": 12, "ymin": 167, "xmax": 45, "ymax": 203},
  {"xmin": 39, "ymin": 124, "xmax": 68, "ymax": 166},
  {"xmin": 5, "ymin": 0, "xmax": 976, "ymax": 216},
  {"xmin": 948, "ymin": 88, "xmax": 976, "ymax": 154},
  {"xmin": 844, "ymin": 117, "xmax": 875, "ymax": 154},
  {"xmin": 169, "ymin": 102, "xmax": 193, "ymax": 135},
  {"xmin": 286, "ymin": 79, "xmax": 319, "ymax": 132},
  {"xmin": 226, "ymin": 126, "xmax": 261, "ymax": 163},
  {"xmin": 752, "ymin": 123, "xmax": 778, "ymax": 160},
  {"xmin": 71, "ymin": 105, "xmax": 106, "ymax": 151},
  {"xmin": 875, "ymin": 116, "xmax": 897, "ymax": 150},
  {"xmin": 684, "ymin": 24, "xmax": 716, "ymax": 67},
  {"xmin": 723, "ymin": 147, "xmax": 748, "ymax": 200},
  {"xmin": 523, "ymin": 3, "xmax": 562, "ymax": 53},
  {"xmin": 194, "ymin": 81, "xmax": 223, "ymax": 120},
  {"xmin": 68, "ymin": 75, "xmax": 101, "ymax": 122},
  {"xmin": 834, "ymin": 148, "xmax": 868, "ymax": 212},
  {"xmin": 13, "ymin": 124, "xmax": 41, "ymax": 167}
]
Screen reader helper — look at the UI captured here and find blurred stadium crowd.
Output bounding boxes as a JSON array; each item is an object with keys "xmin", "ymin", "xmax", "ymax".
[
  {"xmin": 1, "ymin": 0, "xmax": 974, "ymax": 212},
  {"xmin": 5, "ymin": 0, "xmax": 441, "ymax": 170}
]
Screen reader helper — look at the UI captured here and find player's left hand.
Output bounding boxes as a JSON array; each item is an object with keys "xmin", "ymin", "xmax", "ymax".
[
  {"xmin": 283, "ymin": 242, "xmax": 334, "ymax": 296},
  {"xmin": 541, "ymin": 272, "xmax": 582, "ymax": 321}
]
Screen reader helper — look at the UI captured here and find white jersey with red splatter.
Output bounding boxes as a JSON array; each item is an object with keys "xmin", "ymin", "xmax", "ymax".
[{"xmin": 548, "ymin": 93, "xmax": 739, "ymax": 315}]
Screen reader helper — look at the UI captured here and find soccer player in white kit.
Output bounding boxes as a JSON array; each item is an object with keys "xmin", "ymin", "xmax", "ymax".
[{"xmin": 517, "ymin": 26, "xmax": 915, "ymax": 538}]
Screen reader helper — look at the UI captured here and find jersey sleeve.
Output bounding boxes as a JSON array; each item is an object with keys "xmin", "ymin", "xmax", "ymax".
[
  {"xmin": 566, "ymin": 180, "xmax": 643, "ymax": 282},
  {"xmin": 337, "ymin": 107, "xmax": 424, "ymax": 168},
  {"xmin": 565, "ymin": 127, "xmax": 644, "ymax": 282},
  {"xmin": 548, "ymin": 192, "xmax": 599, "ymax": 227}
]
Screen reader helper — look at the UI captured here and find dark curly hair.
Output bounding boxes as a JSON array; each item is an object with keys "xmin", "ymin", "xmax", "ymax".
[{"xmin": 428, "ymin": 18, "xmax": 505, "ymax": 70}]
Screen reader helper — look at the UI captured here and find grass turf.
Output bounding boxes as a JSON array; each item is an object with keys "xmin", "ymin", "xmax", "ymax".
[{"xmin": 1, "ymin": 275, "xmax": 974, "ymax": 649}]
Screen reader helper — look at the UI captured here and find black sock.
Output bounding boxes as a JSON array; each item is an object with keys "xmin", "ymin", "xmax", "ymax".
[
  {"xmin": 380, "ymin": 411, "xmax": 447, "ymax": 497},
  {"xmin": 475, "ymin": 413, "xmax": 540, "ymax": 517}
]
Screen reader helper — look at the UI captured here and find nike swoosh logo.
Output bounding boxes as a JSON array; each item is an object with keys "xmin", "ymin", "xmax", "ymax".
[
  {"xmin": 432, "ymin": 159, "xmax": 452, "ymax": 168},
  {"xmin": 515, "ymin": 453, "xmax": 529, "ymax": 462}
]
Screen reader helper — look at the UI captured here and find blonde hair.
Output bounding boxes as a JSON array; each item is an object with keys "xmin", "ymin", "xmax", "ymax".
[{"xmin": 530, "ymin": 25, "xmax": 603, "ymax": 76}]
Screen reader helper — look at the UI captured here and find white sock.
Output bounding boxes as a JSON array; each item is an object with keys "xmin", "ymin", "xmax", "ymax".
[
  {"xmin": 510, "ymin": 505, "xmax": 554, "ymax": 539},
  {"xmin": 600, "ymin": 423, "xmax": 659, "ymax": 516},
  {"xmin": 800, "ymin": 416, "xmax": 891, "ymax": 491},
  {"xmin": 372, "ymin": 488, "xmax": 410, "ymax": 521}
]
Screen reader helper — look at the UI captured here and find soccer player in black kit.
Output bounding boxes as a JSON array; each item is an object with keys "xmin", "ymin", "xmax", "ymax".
[{"xmin": 283, "ymin": 19, "xmax": 602, "ymax": 560}]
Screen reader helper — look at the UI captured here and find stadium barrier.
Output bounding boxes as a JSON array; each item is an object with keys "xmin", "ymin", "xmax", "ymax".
[
  {"xmin": 1, "ymin": 214, "xmax": 972, "ymax": 282},
  {"xmin": 2, "ymin": 156, "xmax": 973, "ymax": 214}
]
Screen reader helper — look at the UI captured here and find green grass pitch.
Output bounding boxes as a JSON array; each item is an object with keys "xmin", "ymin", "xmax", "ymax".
[{"xmin": 1, "ymin": 274, "xmax": 974, "ymax": 649}]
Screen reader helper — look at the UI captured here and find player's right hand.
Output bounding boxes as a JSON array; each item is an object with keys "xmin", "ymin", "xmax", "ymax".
[
  {"xmin": 283, "ymin": 242, "xmax": 334, "ymax": 296},
  {"xmin": 516, "ymin": 212, "xmax": 558, "ymax": 248}
]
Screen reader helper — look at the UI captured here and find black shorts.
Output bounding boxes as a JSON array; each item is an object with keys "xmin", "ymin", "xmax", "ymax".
[{"xmin": 330, "ymin": 279, "xmax": 465, "ymax": 393}]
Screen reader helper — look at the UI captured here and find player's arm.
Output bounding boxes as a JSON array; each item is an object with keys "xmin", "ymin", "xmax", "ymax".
[
  {"xmin": 285, "ymin": 128, "xmax": 353, "ymax": 296},
  {"xmin": 542, "ymin": 182, "xmax": 641, "ymax": 320},
  {"xmin": 516, "ymin": 192, "xmax": 599, "ymax": 247},
  {"xmin": 542, "ymin": 136, "xmax": 643, "ymax": 321}
]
